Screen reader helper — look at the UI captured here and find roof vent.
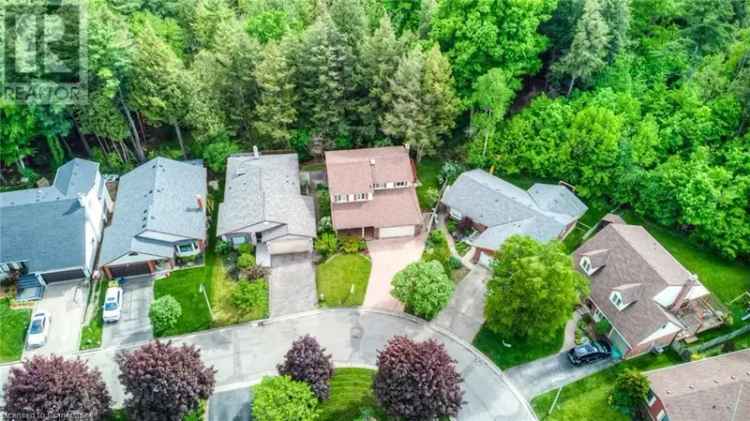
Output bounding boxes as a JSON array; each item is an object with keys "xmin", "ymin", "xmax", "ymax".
[{"xmin": 369, "ymin": 159, "xmax": 376, "ymax": 166}]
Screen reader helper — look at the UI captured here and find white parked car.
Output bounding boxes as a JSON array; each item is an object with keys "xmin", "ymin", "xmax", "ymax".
[
  {"xmin": 102, "ymin": 287, "xmax": 123, "ymax": 323},
  {"xmin": 26, "ymin": 310, "xmax": 51, "ymax": 348}
]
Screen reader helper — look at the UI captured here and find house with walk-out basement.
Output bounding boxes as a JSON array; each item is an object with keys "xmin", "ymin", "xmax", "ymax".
[
  {"xmin": 0, "ymin": 159, "xmax": 112, "ymax": 301},
  {"xmin": 440, "ymin": 169, "xmax": 587, "ymax": 267},
  {"xmin": 98, "ymin": 157, "xmax": 207, "ymax": 278},
  {"xmin": 575, "ymin": 217, "xmax": 724, "ymax": 359},
  {"xmin": 216, "ymin": 149, "xmax": 316, "ymax": 267},
  {"xmin": 325, "ymin": 146, "xmax": 423, "ymax": 239}
]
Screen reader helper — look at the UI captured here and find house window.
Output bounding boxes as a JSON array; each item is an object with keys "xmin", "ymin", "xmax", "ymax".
[
  {"xmin": 610, "ymin": 291, "xmax": 624, "ymax": 309},
  {"xmin": 334, "ymin": 194, "xmax": 345, "ymax": 203},
  {"xmin": 580, "ymin": 256, "xmax": 592, "ymax": 274},
  {"xmin": 657, "ymin": 410, "xmax": 668, "ymax": 421},
  {"xmin": 354, "ymin": 192, "xmax": 368, "ymax": 201},
  {"xmin": 395, "ymin": 181, "xmax": 407, "ymax": 188},
  {"xmin": 176, "ymin": 242, "xmax": 198, "ymax": 256},
  {"xmin": 372, "ymin": 183, "xmax": 383, "ymax": 190},
  {"xmin": 231, "ymin": 236, "xmax": 247, "ymax": 246},
  {"xmin": 647, "ymin": 391, "xmax": 657, "ymax": 406}
]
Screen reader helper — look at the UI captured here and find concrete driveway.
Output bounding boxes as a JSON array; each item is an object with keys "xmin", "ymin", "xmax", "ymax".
[
  {"xmin": 363, "ymin": 234, "xmax": 426, "ymax": 311},
  {"xmin": 24, "ymin": 282, "xmax": 87, "ymax": 358},
  {"xmin": 102, "ymin": 276, "xmax": 153, "ymax": 347},
  {"xmin": 506, "ymin": 351, "xmax": 616, "ymax": 399},
  {"xmin": 432, "ymin": 266, "xmax": 489, "ymax": 342},
  {"xmin": 269, "ymin": 253, "xmax": 317, "ymax": 317}
]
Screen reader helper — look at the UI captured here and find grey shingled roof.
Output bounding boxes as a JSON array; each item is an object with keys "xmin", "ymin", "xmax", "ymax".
[
  {"xmin": 0, "ymin": 159, "xmax": 101, "ymax": 273},
  {"xmin": 99, "ymin": 157, "xmax": 207, "ymax": 266},
  {"xmin": 574, "ymin": 223, "xmax": 697, "ymax": 347},
  {"xmin": 217, "ymin": 153, "xmax": 315, "ymax": 239},
  {"xmin": 442, "ymin": 170, "xmax": 587, "ymax": 251}
]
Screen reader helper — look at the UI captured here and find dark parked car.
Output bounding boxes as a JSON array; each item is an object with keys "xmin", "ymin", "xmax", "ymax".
[{"xmin": 567, "ymin": 341, "xmax": 611, "ymax": 366}]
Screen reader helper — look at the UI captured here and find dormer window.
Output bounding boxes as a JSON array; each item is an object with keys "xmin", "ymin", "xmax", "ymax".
[
  {"xmin": 610, "ymin": 291, "xmax": 626, "ymax": 310},
  {"xmin": 580, "ymin": 256, "xmax": 593, "ymax": 274}
]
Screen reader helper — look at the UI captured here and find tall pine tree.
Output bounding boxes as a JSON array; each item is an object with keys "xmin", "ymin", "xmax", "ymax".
[{"xmin": 253, "ymin": 41, "xmax": 298, "ymax": 149}]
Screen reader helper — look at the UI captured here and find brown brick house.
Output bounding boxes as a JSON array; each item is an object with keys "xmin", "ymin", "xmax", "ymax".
[{"xmin": 325, "ymin": 146, "xmax": 422, "ymax": 239}]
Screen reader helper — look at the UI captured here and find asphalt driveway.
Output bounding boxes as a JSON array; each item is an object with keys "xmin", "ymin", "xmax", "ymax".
[
  {"xmin": 102, "ymin": 276, "xmax": 153, "ymax": 347},
  {"xmin": 24, "ymin": 282, "xmax": 87, "ymax": 358},
  {"xmin": 269, "ymin": 253, "xmax": 317, "ymax": 317},
  {"xmin": 363, "ymin": 234, "xmax": 426, "ymax": 311},
  {"xmin": 505, "ymin": 351, "xmax": 616, "ymax": 399},
  {"xmin": 432, "ymin": 265, "xmax": 489, "ymax": 342}
]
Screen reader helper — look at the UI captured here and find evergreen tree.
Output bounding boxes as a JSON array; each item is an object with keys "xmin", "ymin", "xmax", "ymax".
[
  {"xmin": 421, "ymin": 45, "xmax": 461, "ymax": 155},
  {"xmin": 601, "ymin": 0, "xmax": 631, "ymax": 60},
  {"xmin": 554, "ymin": 0, "xmax": 611, "ymax": 94},
  {"xmin": 254, "ymin": 41, "xmax": 298, "ymax": 149}
]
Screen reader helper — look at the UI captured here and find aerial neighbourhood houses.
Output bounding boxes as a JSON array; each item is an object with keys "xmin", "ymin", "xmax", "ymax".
[
  {"xmin": 644, "ymin": 349, "xmax": 750, "ymax": 421},
  {"xmin": 325, "ymin": 146, "xmax": 423, "ymax": 239},
  {"xmin": 441, "ymin": 169, "xmax": 588, "ymax": 267},
  {"xmin": 0, "ymin": 159, "xmax": 112, "ymax": 301},
  {"xmin": 98, "ymin": 157, "xmax": 208, "ymax": 278},
  {"xmin": 575, "ymin": 217, "xmax": 723, "ymax": 359},
  {"xmin": 217, "ymin": 150, "xmax": 316, "ymax": 267}
]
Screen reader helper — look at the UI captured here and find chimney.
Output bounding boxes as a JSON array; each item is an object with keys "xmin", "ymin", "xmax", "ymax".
[
  {"xmin": 253, "ymin": 145, "xmax": 260, "ymax": 159},
  {"xmin": 196, "ymin": 194, "xmax": 204, "ymax": 210},
  {"xmin": 369, "ymin": 159, "xmax": 376, "ymax": 166},
  {"xmin": 671, "ymin": 273, "xmax": 698, "ymax": 311}
]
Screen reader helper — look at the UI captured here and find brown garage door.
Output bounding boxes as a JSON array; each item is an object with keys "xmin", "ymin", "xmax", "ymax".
[
  {"xmin": 41, "ymin": 268, "xmax": 86, "ymax": 283},
  {"xmin": 108, "ymin": 262, "xmax": 151, "ymax": 278}
]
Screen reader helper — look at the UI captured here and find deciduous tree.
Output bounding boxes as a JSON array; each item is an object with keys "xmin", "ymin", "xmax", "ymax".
[
  {"xmin": 277, "ymin": 335, "xmax": 334, "ymax": 401},
  {"xmin": 391, "ymin": 260, "xmax": 454, "ymax": 320}
]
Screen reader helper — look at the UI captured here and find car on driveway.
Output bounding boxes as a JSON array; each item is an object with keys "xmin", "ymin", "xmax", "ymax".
[
  {"xmin": 567, "ymin": 340, "xmax": 611, "ymax": 366},
  {"xmin": 103, "ymin": 286, "xmax": 124, "ymax": 323},
  {"xmin": 27, "ymin": 310, "xmax": 51, "ymax": 348}
]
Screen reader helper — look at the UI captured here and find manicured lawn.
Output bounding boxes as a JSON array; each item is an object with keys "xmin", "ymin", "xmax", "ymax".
[
  {"xmin": 317, "ymin": 254, "xmax": 372, "ymax": 307},
  {"xmin": 621, "ymin": 210, "xmax": 750, "ymax": 319},
  {"xmin": 80, "ymin": 279, "xmax": 108, "ymax": 350},
  {"xmin": 154, "ymin": 266, "xmax": 213, "ymax": 337},
  {"xmin": 0, "ymin": 298, "xmax": 31, "ymax": 363},
  {"xmin": 210, "ymin": 257, "xmax": 268, "ymax": 326},
  {"xmin": 562, "ymin": 202, "xmax": 612, "ymax": 253},
  {"xmin": 318, "ymin": 368, "xmax": 387, "ymax": 421},
  {"xmin": 473, "ymin": 324, "xmax": 565, "ymax": 370},
  {"xmin": 416, "ymin": 159, "xmax": 441, "ymax": 210},
  {"xmin": 532, "ymin": 351, "xmax": 682, "ymax": 420}
]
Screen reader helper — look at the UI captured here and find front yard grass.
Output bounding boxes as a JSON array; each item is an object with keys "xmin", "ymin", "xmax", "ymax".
[
  {"xmin": 317, "ymin": 254, "xmax": 371, "ymax": 307},
  {"xmin": 318, "ymin": 368, "xmax": 387, "ymax": 421},
  {"xmin": 154, "ymin": 266, "xmax": 213, "ymax": 337},
  {"xmin": 416, "ymin": 158, "xmax": 441, "ymax": 210},
  {"xmin": 473, "ymin": 324, "xmax": 565, "ymax": 370},
  {"xmin": 532, "ymin": 351, "xmax": 682, "ymax": 420},
  {"xmin": 80, "ymin": 279, "xmax": 108, "ymax": 350},
  {"xmin": 210, "ymin": 257, "xmax": 268, "ymax": 326},
  {"xmin": 0, "ymin": 298, "xmax": 31, "ymax": 363}
]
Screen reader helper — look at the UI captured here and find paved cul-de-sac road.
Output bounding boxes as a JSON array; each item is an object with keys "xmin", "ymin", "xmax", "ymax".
[{"xmin": 0, "ymin": 309, "xmax": 536, "ymax": 421}]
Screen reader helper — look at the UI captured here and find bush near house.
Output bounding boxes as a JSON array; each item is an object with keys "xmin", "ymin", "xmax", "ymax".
[
  {"xmin": 231, "ymin": 281, "xmax": 268, "ymax": 313},
  {"xmin": 149, "ymin": 295, "xmax": 182, "ymax": 336},
  {"xmin": 315, "ymin": 233, "xmax": 339, "ymax": 258},
  {"xmin": 391, "ymin": 261, "xmax": 454, "ymax": 320}
]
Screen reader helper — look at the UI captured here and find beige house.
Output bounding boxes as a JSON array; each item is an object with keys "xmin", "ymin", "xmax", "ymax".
[{"xmin": 325, "ymin": 146, "xmax": 422, "ymax": 239}]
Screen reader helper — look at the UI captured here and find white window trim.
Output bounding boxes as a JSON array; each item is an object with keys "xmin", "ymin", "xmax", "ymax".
[
  {"xmin": 657, "ymin": 409, "xmax": 666, "ymax": 421},
  {"xmin": 176, "ymin": 242, "xmax": 199, "ymax": 257},
  {"xmin": 395, "ymin": 181, "xmax": 408, "ymax": 188},
  {"xmin": 610, "ymin": 291, "xmax": 625, "ymax": 310},
  {"xmin": 580, "ymin": 256, "xmax": 593, "ymax": 274},
  {"xmin": 647, "ymin": 393, "xmax": 657, "ymax": 407},
  {"xmin": 449, "ymin": 208, "xmax": 463, "ymax": 220}
]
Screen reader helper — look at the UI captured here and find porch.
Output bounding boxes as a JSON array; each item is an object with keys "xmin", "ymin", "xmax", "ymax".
[{"xmin": 675, "ymin": 296, "xmax": 726, "ymax": 342}]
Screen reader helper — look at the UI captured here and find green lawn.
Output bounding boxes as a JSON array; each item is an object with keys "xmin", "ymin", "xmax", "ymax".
[
  {"xmin": 416, "ymin": 159, "xmax": 441, "ymax": 210},
  {"xmin": 473, "ymin": 324, "xmax": 565, "ymax": 370},
  {"xmin": 0, "ymin": 298, "xmax": 31, "ymax": 363},
  {"xmin": 317, "ymin": 254, "xmax": 372, "ymax": 307},
  {"xmin": 154, "ymin": 266, "xmax": 214, "ymax": 337},
  {"xmin": 532, "ymin": 351, "xmax": 682, "ymax": 420},
  {"xmin": 318, "ymin": 368, "xmax": 387, "ymax": 421},
  {"xmin": 210, "ymin": 257, "xmax": 268, "ymax": 326},
  {"xmin": 80, "ymin": 279, "xmax": 109, "ymax": 350}
]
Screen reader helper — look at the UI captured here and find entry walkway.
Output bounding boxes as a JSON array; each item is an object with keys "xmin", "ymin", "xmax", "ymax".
[{"xmin": 432, "ymin": 266, "xmax": 490, "ymax": 342}]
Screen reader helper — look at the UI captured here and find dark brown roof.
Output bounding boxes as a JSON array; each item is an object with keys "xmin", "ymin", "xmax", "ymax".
[
  {"xmin": 331, "ymin": 187, "xmax": 422, "ymax": 230},
  {"xmin": 574, "ymin": 224, "xmax": 696, "ymax": 347},
  {"xmin": 646, "ymin": 350, "xmax": 750, "ymax": 421}
]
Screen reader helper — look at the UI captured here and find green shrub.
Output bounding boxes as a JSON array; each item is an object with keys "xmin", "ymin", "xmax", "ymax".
[
  {"xmin": 315, "ymin": 233, "xmax": 339, "ymax": 258},
  {"xmin": 252, "ymin": 376, "xmax": 320, "ymax": 421},
  {"xmin": 392, "ymin": 261, "xmax": 454, "ymax": 320},
  {"xmin": 318, "ymin": 216, "xmax": 333, "ymax": 233},
  {"xmin": 448, "ymin": 256, "xmax": 462, "ymax": 270},
  {"xmin": 237, "ymin": 253, "xmax": 256, "ymax": 269},
  {"xmin": 231, "ymin": 281, "xmax": 268, "ymax": 312},
  {"xmin": 594, "ymin": 319, "xmax": 612, "ymax": 336},
  {"xmin": 318, "ymin": 189, "xmax": 331, "ymax": 218},
  {"xmin": 149, "ymin": 295, "xmax": 182, "ymax": 335},
  {"xmin": 339, "ymin": 235, "xmax": 365, "ymax": 254},
  {"xmin": 609, "ymin": 369, "xmax": 650, "ymax": 417},
  {"xmin": 237, "ymin": 243, "xmax": 254, "ymax": 255},
  {"xmin": 215, "ymin": 240, "xmax": 231, "ymax": 256}
]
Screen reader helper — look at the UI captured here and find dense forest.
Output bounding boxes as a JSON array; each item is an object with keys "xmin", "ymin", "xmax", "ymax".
[{"xmin": 1, "ymin": 0, "xmax": 749, "ymax": 259}]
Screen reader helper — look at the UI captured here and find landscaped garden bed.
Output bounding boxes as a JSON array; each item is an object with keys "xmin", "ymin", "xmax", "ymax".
[
  {"xmin": 316, "ymin": 254, "xmax": 371, "ymax": 307},
  {"xmin": 80, "ymin": 279, "xmax": 109, "ymax": 350},
  {"xmin": 0, "ymin": 298, "xmax": 31, "ymax": 363}
]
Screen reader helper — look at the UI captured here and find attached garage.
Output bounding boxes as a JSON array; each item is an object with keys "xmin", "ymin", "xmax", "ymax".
[
  {"xmin": 41, "ymin": 268, "xmax": 86, "ymax": 283},
  {"xmin": 107, "ymin": 262, "xmax": 151, "ymax": 278},
  {"xmin": 268, "ymin": 239, "xmax": 313, "ymax": 255},
  {"xmin": 378, "ymin": 225, "xmax": 416, "ymax": 239}
]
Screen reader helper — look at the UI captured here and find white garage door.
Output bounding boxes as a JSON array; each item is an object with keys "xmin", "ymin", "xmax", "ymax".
[
  {"xmin": 478, "ymin": 251, "xmax": 494, "ymax": 268},
  {"xmin": 379, "ymin": 225, "xmax": 415, "ymax": 238}
]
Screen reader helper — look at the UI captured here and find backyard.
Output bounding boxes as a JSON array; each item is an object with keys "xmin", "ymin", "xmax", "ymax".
[
  {"xmin": 532, "ymin": 351, "xmax": 682, "ymax": 420},
  {"xmin": 416, "ymin": 159, "xmax": 441, "ymax": 210},
  {"xmin": 317, "ymin": 254, "xmax": 372, "ymax": 307},
  {"xmin": 0, "ymin": 298, "xmax": 31, "ymax": 363},
  {"xmin": 473, "ymin": 325, "xmax": 565, "ymax": 370},
  {"xmin": 318, "ymin": 368, "xmax": 387, "ymax": 421}
]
